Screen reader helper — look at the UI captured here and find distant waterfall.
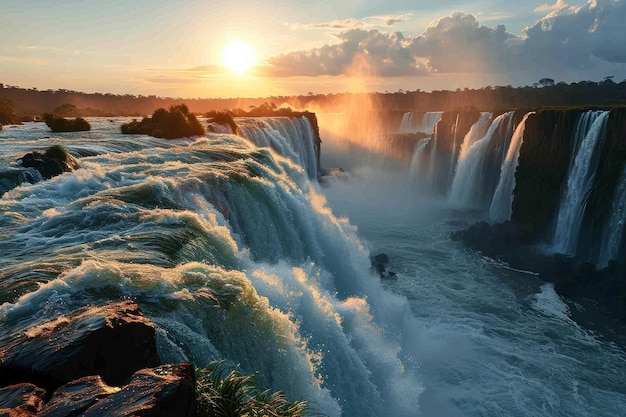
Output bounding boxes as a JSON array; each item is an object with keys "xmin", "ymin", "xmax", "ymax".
[
  {"xmin": 446, "ymin": 113, "xmax": 461, "ymax": 189},
  {"xmin": 399, "ymin": 112, "xmax": 418, "ymax": 134},
  {"xmin": 399, "ymin": 112, "xmax": 442, "ymax": 134},
  {"xmin": 238, "ymin": 116, "xmax": 318, "ymax": 179},
  {"xmin": 425, "ymin": 133, "xmax": 438, "ymax": 191},
  {"xmin": 489, "ymin": 112, "xmax": 534, "ymax": 222},
  {"xmin": 598, "ymin": 165, "xmax": 626, "ymax": 267},
  {"xmin": 421, "ymin": 112, "xmax": 444, "ymax": 134},
  {"xmin": 551, "ymin": 111, "xmax": 610, "ymax": 255}
]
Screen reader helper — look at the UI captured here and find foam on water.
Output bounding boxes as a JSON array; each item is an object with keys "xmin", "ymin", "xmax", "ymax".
[{"xmin": 528, "ymin": 283, "xmax": 571, "ymax": 321}]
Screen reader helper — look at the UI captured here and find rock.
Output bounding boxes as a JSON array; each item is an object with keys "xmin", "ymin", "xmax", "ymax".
[
  {"xmin": 0, "ymin": 301, "xmax": 160, "ymax": 390},
  {"xmin": 373, "ymin": 262, "xmax": 386, "ymax": 274},
  {"xmin": 554, "ymin": 279, "xmax": 579, "ymax": 297},
  {"xmin": 538, "ymin": 255, "xmax": 575, "ymax": 283},
  {"xmin": 371, "ymin": 253, "xmax": 388, "ymax": 277},
  {"xmin": 382, "ymin": 271, "xmax": 398, "ymax": 281},
  {"xmin": 38, "ymin": 376, "xmax": 120, "ymax": 417},
  {"xmin": 82, "ymin": 363, "xmax": 196, "ymax": 417},
  {"xmin": 0, "ymin": 383, "xmax": 46, "ymax": 416},
  {"xmin": 373, "ymin": 253, "xmax": 389, "ymax": 264},
  {"xmin": 19, "ymin": 145, "xmax": 78, "ymax": 180}
]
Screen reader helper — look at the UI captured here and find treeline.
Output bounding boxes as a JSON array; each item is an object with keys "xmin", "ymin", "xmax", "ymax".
[
  {"xmin": 0, "ymin": 84, "xmax": 281, "ymax": 118},
  {"xmin": 2, "ymin": 78, "xmax": 626, "ymax": 118},
  {"xmin": 293, "ymin": 78, "xmax": 626, "ymax": 113}
]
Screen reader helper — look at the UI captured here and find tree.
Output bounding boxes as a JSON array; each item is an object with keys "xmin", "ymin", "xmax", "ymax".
[
  {"xmin": 0, "ymin": 98, "xmax": 19, "ymax": 124},
  {"xmin": 538, "ymin": 78, "xmax": 555, "ymax": 87},
  {"xmin": 53, "ymin": 103, "xmax": 77, "ymax": 116},
  {"xmin": 603, "ymin": 76, "xmax": 615, "ymax": 85}
]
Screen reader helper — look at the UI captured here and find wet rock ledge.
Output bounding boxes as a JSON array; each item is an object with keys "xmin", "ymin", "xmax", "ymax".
[{"xmin": 0, "ymin": 301, "xmax": 196, "ymax": 416}]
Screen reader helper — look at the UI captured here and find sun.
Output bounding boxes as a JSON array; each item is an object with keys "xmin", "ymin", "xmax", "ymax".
[{"xmin": 221, "ymin": 40, "xmax": 258, "ymax": 73}]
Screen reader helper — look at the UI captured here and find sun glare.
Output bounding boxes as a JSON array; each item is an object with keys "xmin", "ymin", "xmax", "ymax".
[{"xmin": 222, "ymin": 40, "xmax": 257, "ymax": 73}]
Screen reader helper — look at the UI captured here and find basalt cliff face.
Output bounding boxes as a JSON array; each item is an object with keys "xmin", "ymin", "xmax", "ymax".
[{"xmin": 511, "ymin": 109, "xmax": 581, "ymax": 241}]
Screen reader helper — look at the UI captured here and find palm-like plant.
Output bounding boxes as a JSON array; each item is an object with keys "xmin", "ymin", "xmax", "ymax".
[{"xmin": 196, "ymin": 361, "xmax": 320, "ymax": 417}]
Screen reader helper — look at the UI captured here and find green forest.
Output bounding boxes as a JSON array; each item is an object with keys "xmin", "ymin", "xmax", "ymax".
[{"xmin": 1, "ymin": 77, "xmax": 626, "ymax": 123}]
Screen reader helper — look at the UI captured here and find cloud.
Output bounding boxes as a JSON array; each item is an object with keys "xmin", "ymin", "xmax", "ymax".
[
  {"xmin": 0, "ymin": 55, "xmax": 48, "ymax": 65},
  {"xmin": 534, "ymin": 0, "xmax": 570, "ymax": 13},
  {"xmin": 294, "ymin": 18, "xmax": 366, "ymax": 30},
  {"xmin": 293, "ymin": 14, "xmax": 411, "ymax": 30},
  {"xmin": 264, "ymin": 1, "xmax": 626, "ymax": 83},
  {"xmin": 266, "ymin": 12, "xmax": 519, "ymax": 77},
  {"xmin": 16, "ymin": 45, "xmax": 93, "ymax": 56},
  {"xmin": 410, "ymin": 12, "xmax": 520, "ymax": 73},
  {"xmin": 264, "ymin": 29, "xmax": 429, "ymax": 77},
  {"xmin": 525, "ymin": 0, "xmax": 626, "ymax": 65}
]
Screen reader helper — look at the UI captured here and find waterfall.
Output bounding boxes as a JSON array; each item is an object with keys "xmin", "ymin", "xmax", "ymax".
[
  {"xmin": 455, "ymin": 112, "xmax": 493, "ymax": 162},
  {"xmin": 407, "ymin": 137, "xmax": 431, "ymax": 188},
  {"xmin": 0, "ymin": 118, "xmax": 425, "ymax": 417},
  {"xmin": 237, "ymin": 116, "xmax": 318, "ymax": 179},
  {"xmin": 446, "ymin": 113, "xmax": 461, "ymax": 189},
  {"xmin": 598, "ymin": 165, "xmax": 626, "ymax": 267},
  {"xmin": 399, "ymin": 112, "xmax": 417, "ymax": 133},
  {"xmin": 489, "ymin": 112, "xmax": 534, "ymax": 222},
  {"xmin": 551, "ymin": 111, "xmax": 610, "ymax": 255},
  {"xmin": 425, "ymin": 129, "xmax": 438, "ymax": 192},
  {"xmin": 398, "ymin": 112, "xmax": 442, "ymax": 134},
  {"xmin": 420, "ymin": 112, "xmax": 444, "ymax": 134},
  {"xmin": 449, "ymin": 112, "xmax": 515, "ymax": 209}
]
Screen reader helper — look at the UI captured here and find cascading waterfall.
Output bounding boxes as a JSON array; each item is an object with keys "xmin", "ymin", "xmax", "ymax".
[
  {"xmin": 449, "ymin": 112, "xmax": 515, "ymax": 209},
  {"xmin": 551, "ymin": 111, "xmax": 610, "ymax": 255},
  {"xmin": 598, "ymin": 165, "xmax": 626, "ymax": 267},
  {"xmin": 455, "ymin": 112, "xmax": 493, "ymax": 161},
  {"xmin": 2, "ymin": 112, "xmax": 626, "ymax": 417},
  {"xmin": 0, "ymin": 119, "xmax": 421, "ymax": 417},
  {"xmin": 489, "ymin": 112, "xmax": 534, "ymax": 222},
  {"xmin": 237, "ymin": 116, "xmax": 318, "ymax": 179}
]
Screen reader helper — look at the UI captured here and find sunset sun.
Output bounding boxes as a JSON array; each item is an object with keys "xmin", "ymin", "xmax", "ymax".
[{"xmin": 221, "ymin": 40, "xmax": 257, "ymax": 73}]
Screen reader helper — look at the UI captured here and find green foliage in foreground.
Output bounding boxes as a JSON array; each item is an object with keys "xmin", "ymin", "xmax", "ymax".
[
  {"xmin": 43, "ymin": 113, "xmax": 91, "ymax": 132},
  {"xmin": 122, "ymin": 104, "xmax": 205, "ymax": 139},
  {"xmin": 196, "ymin": 361, "xmax": 322, "ymax": 417},
  {"xmin": 44, "ymin": 144, "xmax": 71, "ymax": 160}
]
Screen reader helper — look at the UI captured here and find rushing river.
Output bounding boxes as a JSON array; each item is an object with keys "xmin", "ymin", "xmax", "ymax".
[{"xmin": 1, "ymin": 118, "xmax": 625, "ymax": 416}]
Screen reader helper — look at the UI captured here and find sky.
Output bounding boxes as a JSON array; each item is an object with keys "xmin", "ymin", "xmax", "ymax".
[{"xmin": 1, "ymin": 0, "xmax": 626, "ymax": 98}]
